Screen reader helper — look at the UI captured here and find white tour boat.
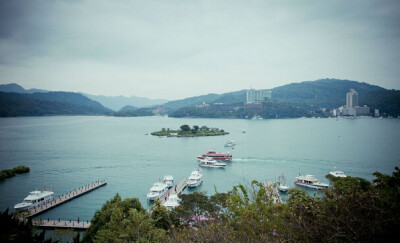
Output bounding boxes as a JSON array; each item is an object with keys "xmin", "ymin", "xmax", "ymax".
[
  {"xmin": 277, "ymin": 173, "xmax": 290, "ymax": 192},
  {"xmin": 329, "ymin": 171, "xmax": 347, "ymax": 178},
  {"xmin": 163, "ymin": 175, "xmax": 174, "ymax": 188},
  {"xmin": 163, "ymin": 194, "xmax": 181, "ymax": 210},
  {"xmin": 224, "ymin": 140, "xmax": 236, "ymax": 147},
  {"xmin": 187, "ymin": 170, "xmax": 203, "ymax": 188},
  {"xmin": 294, "ymin": 174, "xmax": 329, "ymax": 190},
  {"xmin": 199, "ymin": 157, "xmax": 227, "ymax": 168},
  {"xmin": 14, "ymin": 189, "xmax": 54, "ymax": 211},
  {"xmin": 147, "ymin": 182, "xmax": 169, "ymax": 201}
]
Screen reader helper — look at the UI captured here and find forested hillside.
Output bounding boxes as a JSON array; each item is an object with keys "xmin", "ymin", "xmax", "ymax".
[
  {"xmin": 0, "ymin": 92, "xmax": 111, "ymax": 117},
  {"xmin": 166, "ymin": 79, "xmax": 400, "ymax": 116}
]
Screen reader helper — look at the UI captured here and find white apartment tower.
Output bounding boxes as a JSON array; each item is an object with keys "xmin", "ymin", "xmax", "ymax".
[
  {"xmin": 346, "ymin": 89, "xmax": 358, "ymax": 108},
  {"xmin": 246, "ymin": 89, "xmax": 272, "ymax": 103}
]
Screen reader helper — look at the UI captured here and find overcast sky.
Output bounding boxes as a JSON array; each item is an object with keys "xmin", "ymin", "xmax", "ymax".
[{"xmin": 0, "ymin": 0, "xmax": 399, "ymax": 100}]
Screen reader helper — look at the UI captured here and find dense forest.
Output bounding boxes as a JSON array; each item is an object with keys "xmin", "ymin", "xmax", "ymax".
[
  {"xmin": 170, "ymin": 101, "xmax": 314, "ymax": 119},
  {"xmin": 0, "ymin": 92, "xmax": 111, "ymax": 117},
  {"xmin": 112, "ymin": 105, "xmax": 154, "ymax": 117},
  {"xmin": 165, "ymin": 79, "xmax": 400, "ymax": 117}
]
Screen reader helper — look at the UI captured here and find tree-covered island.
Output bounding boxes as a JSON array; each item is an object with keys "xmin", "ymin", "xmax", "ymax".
[
  {"xmin": 151, "ymin": 125, "xmax": 228, "ymax": 137},
  {"xmin": 0, "ymin": 165, "xmax": 30, "ymax": 181}
]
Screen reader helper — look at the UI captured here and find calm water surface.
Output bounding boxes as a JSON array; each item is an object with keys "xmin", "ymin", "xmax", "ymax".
[{"xmin": 0, "ymin": 116, "xmax": 399, "ymax": 221}]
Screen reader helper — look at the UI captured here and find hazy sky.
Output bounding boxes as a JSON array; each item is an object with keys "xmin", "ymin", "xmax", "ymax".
[{"xmin": 0, "ymin": 0, "xmax": 399, "ymax": 100}]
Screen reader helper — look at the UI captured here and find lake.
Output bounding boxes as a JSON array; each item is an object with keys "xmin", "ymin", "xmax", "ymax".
[{"xmin": 0, "ymin": 116, "xmax": 399, "ymax": 222}]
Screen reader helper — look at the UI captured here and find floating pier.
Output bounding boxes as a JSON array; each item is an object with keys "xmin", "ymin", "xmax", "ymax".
[
  {"xmin": 19, "ymin": 180, "xmax": 107, "ymax": 218},
  {"xmin": 160, "ymin": 178, "xmax": 187, "ymax": 205},
  {"xmin": 32, "ymin": 219, "xmax": 91, "ymax": 229}
]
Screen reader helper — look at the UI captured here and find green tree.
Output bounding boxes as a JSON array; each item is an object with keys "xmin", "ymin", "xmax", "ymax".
[
  {"xmin": 73, "ymin": 231, "xmax": 80, "ymax": 243},
  {"xmin": 150, "ymin": 201, "xmax": 171, "ymax": 230},
  {"xmin": 180, "ymin": 125, "xmax": 190, "ymax": 132},
  {"xmin": 174, "ymin": 192, "xmax": 215, "ymax": 225},
  {"xmin": 83, "ymin": 194, "xmax": 146, "ymax": 242}
]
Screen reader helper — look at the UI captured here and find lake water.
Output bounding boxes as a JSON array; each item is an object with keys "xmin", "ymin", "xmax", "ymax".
[{"xmin": 0, "ymin": 116, "xmax": 399, "ymax": 222}]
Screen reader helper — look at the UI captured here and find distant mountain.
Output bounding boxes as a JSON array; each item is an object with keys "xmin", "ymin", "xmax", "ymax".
[
  {"xmin": 0, "ymin": 83, "xmax": 48, "ymax": 93},
  {"xmin": 113, "ymin": 106, "xmax": 153, "ymax": 117},
  {"xmin": 83, "ymin": 94, "xmax": 168, "ymax": 111},
  {"xmin": 0, "ymin": 91, "xmax": 112, "ymax": 117},
  {"xmin": 271, "ymin": 79, "xmax": 382, "ymax": 107},
  {"xmin": 0, "ymin": 83, "xmax": 167, "ymax": 111},
  {"xmin": 165, "ymin": 79, "xmax": 400, "ymax": 117},
  {"xmin": 270, "ymin": 78, "xmax": 400, "ymax": 115},
  {"xmin": 163, "ymin": 90, "xmax": 246, "ymax": 112},
  {"xmin": 119, "ymin": 105, "xmax": 138, "ymax": 112}
]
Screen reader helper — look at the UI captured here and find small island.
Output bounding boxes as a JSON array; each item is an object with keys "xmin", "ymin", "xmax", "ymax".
[
  {"xmin": 151, "ymin": 125, "xmax": 229, "ymax": 137},
  {"xmin": 0, "ymin": 165, "xmax": 30, "ymax": 181}
]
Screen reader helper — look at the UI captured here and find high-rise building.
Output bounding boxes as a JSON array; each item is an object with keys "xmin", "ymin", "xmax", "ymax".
[
  {"xmin": 342, "ymin": 89, "xmax": 370, "ymax": 117},
  {"xmin": 346, "ymin": 89, "xmax": 358, "ymax": 108},
  {"xmin": 246, "ymin": 89, "xmax": 272, "ymax": 103}
]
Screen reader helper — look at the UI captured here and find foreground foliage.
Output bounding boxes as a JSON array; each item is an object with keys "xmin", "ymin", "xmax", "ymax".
[
  {"xmin": 81, "ymin": 168, "xmax": 400, "ymax": 242},
  {"xmin": 0, "ymin": 209, "xmax": 53, "ymax": 242},
  {"xmin": 7, "ymin": 168, "xmax": 397, "ymax": 242},
  {"xmin": 83, "ymin": 194, "xmax": 165, "ymax": 243}
]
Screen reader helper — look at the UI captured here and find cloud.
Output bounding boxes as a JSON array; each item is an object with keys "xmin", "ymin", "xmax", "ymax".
[{"xmin": 0, "ymin": 0, "xmax": 399, "ymax": 99}]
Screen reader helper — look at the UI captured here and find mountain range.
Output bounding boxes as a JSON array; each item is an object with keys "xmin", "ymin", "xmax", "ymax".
[
  {"xmin": 0, "ymin": 91, "xmax": 112, "ymax": 117},
  {"xmin": 82, "ymin": 93, "xmax": 167, "ymax": 111},
  {"xmin": 164, "ymin": 79, "xmax": 400, "ymax": 116},
  {"xmin": 0, "ymin": 83, "xmax": 48, "ymax": 94},
  {"xmin": 0, "ymin": 83, "xmax": 168, "ymax": 110},
  {"xmin": 1, "ymin": 79, "xmax": 399, "ymax": 117}
]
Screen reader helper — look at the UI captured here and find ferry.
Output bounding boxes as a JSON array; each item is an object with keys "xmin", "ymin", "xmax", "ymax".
[
  {"xmin": 187, "ymin": 170, "xmax": 203, "ymax": 188},
  {"xmin": 14, "ymin": 189, "xmax": 54, "ymax": 211},
  {"xmin": 199, "ymin": 157, "xmax": 227, "ymax": 168},
  {"xmin": 147, "ymin": 182, "xmax": 169, "ymax": 201},
  {"xmin": 197, "ymin": 150, "xmax": 232, "ymax": 161},
  {"xmin": 294, "ymin": 174, "xmax": 329, "ymax": 190}
]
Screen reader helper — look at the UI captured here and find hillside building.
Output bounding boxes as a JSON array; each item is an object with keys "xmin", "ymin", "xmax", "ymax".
[
  {"xmin": 246, "ymin": 89, "xmax": 272, "ymax": 103},
  {"xmin": 346, "ymin": 89, "xmax": 358, "ymax": 108},
  {"xmin": 341, "ymin": 89, "xmax": 370, "ymax": 117}
]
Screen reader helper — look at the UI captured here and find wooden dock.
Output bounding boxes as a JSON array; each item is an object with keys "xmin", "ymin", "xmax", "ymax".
[
  {"xmin": 32, "ymin": 219, "xmax": 91, "ymax": 229},
  {"xmin": 19, "ymin": 180, "xmax": 107, "ymax": 218},
  {"xmin": 160, "ymin": 178, "xmax": 187, "ymax": 205}
]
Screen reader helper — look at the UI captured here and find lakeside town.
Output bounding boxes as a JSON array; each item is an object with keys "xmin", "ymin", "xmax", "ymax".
[{"xmin": 151, "ymin": 87, "xmax": 388, "ymax": 119}]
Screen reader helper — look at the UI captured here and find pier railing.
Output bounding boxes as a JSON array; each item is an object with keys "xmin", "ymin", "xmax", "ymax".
[
  {"xmin": 159, "ymin": 178, "xmax": 187, "ymax": 205},
  {"xmin": 19, "ymin": 180, "xmax": 107, "ymax": 219}
]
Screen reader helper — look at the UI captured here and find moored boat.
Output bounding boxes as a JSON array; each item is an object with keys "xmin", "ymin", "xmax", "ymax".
[
  {"xmin": 147, "ymin": 182, "xmax": 169, "ymax": 201},
  {"xmin": 199, "ymin": 157, "xmax": 227, "ymax": 168},
  {"xmin": 329, "ymin": 171, "xmax": 347, "ymax": 178},
  {"xmin": 163, "ymin": 194, "xmax": 181, "ymax": 210},
  {"xmin": 294, "ymin": 174, "xmax": 329, "ymax": 190},
  {"xmin": 277, "ymin": 173, "xmax": 290, "ymax": 192},
  {"xmin": 224, "ymin": 140, "xmax": 235, "ymax": 147},
  {"xmin": 163, "ymin": 175, "xmax": 174, "ymax": 188},
  {"xmin": 187, "ymin": 170, "xmax": 203, "ymax": 188},
  {"xmin": 14, "ymin": 189, "xmax": 54, "ymax": 211},
  {"xmin": 197, "ymin": 150, "xmax": 232, "ymax": 161}
]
